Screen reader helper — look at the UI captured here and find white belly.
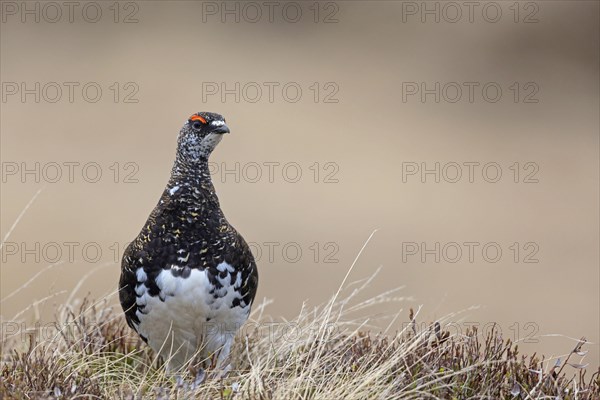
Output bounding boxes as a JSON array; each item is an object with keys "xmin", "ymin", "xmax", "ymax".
[{"xmin": 134, "ymin": 263, "xmax": 250, "ymax": 370}]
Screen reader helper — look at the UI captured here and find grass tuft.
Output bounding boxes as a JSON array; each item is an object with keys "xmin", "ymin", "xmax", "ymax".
[{"xmin": 1, "ymin": 288, "xmax": 598, "ymax": 399}]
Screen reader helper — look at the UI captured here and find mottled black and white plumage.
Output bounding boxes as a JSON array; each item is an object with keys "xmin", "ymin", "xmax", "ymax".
[{"xmin": 119, "ymin": 112, "xmax": 258, "ymax": 371}]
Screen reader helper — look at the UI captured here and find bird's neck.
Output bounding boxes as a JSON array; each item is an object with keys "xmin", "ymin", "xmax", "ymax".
[
  {"xmin": 171, "ymin": 156, "xmax": 210, "ymax": 180},
  {"xmin": 169, "ymin": 157, "xmax": 218, "ymax": 202}
]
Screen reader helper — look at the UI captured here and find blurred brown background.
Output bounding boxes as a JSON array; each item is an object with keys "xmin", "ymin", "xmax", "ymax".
[{"xmin": 1, "ymin": 1, "xmax": 598, "ymax": 369}]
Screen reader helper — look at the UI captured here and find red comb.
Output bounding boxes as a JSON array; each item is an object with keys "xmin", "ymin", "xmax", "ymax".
[{"xmin": 189, "ymin": 115, "xmax": 207, "ymax": 124}]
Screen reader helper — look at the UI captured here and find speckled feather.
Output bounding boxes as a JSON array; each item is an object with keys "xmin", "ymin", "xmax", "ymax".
[{"xmin": 118, "ymin": 112, "xmax": 258, "ymax": 370}]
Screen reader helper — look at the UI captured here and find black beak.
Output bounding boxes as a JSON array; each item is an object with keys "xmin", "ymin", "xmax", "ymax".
[{"xmin": 212, "ymin": 124, "xmax": 230, "ymax": 134}]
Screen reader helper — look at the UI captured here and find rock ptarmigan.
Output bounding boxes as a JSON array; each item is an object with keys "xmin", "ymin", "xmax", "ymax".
[{"xmin": 119, "ymin": 112, "xmax": 258, "ymax": 372}]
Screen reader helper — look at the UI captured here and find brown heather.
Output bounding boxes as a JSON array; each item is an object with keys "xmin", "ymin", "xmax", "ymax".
[{"xmin": 1, "ymin": 291, "xmax": 598, "ymax": 399}]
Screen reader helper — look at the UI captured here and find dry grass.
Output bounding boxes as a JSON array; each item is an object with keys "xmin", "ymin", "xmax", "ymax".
[{"xmin": 1, "ymin": 285, "xmax": 598, "ymax": 399}]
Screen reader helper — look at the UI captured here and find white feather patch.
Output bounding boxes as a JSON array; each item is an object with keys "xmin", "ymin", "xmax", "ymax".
[{"xmin": 135, "ymin": 265, "xmax": 250, "ymax": 370}]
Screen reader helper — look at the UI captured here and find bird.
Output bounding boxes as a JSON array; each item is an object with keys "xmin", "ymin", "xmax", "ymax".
[{"xmin": 119, "ymin": 112, "xmax": 258, "ymax": 372}]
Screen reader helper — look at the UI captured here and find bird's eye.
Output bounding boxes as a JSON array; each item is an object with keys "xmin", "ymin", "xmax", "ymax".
[{"xmin": 188, "ymin": 114, "xmax": 207, "ymax": 129}]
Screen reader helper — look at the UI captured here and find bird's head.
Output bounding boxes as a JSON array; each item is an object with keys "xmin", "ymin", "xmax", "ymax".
[{"xmin": 176, "ymin": 112, "xmax": 230, "ymax": 162}]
